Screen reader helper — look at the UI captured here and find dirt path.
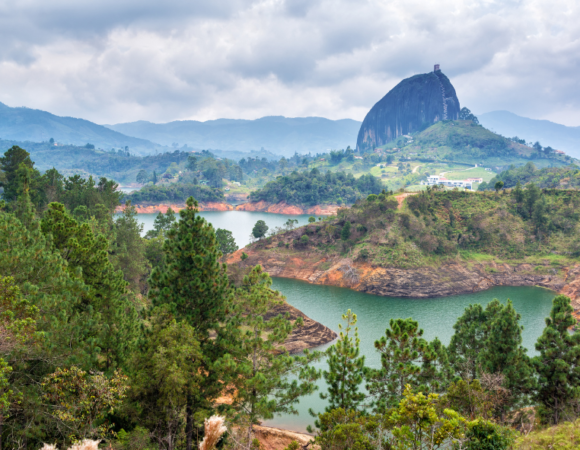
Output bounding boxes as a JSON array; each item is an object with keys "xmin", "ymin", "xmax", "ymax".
[{"xmin": 412, "ymin": 164, "xmax": 422, "ymax": 173}]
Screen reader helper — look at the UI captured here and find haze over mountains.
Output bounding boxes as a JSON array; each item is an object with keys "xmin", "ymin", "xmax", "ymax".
[
  {"xmin": 106, "ymin": 116, "xmax": 361, "ymax": 157},
  {"xmin": 478, "ymin": 111, "xmax": 580, "ymax": 158},
  {"xmin": 1, "ymin": 98, "xmax": 580, "ymax": 159}
]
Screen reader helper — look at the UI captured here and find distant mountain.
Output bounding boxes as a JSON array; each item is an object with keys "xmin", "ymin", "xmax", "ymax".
[
  {"xmin": 0, "ymin": 102, "xmax": 160, "ymax": 154},
  {"xmin": 357, "ymin": 68, "xmax": 460, "ymax": 152},
  {"xmin": 106, "ymin": 116, "xmax": 361, "ymax": 156},
  {"xmin": 478, "ymin": 111, "xmax": 580, "ymax": 158}
]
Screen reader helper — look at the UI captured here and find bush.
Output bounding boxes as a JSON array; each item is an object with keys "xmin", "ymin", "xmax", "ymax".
[{"xmin": 466, "ymin": 419, "xmax": 515, "ymax": 450}]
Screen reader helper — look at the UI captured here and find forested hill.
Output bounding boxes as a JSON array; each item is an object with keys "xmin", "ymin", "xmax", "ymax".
[
  {"xmin": 480, "ymin": 162, "xmax": 580, "ymax": 190},
  {"xmin": 248, "ymin": 169, "xmax": 383, "ymax": 206}
]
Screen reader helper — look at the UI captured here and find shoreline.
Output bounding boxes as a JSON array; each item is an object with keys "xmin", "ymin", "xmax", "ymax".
[
  {"xmin": 227, "ymin": 248, "xmax": 580, "ymax": 313},
  {"xmin": 116, "ymin": 200, "xmax": 341, "ymax": 215}
]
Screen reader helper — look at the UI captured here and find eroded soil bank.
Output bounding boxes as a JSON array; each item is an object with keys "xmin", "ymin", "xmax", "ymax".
[
  {"xmin": 228, "ymin": 249, "xmax": 580, "ymax": 313},
  {"xmin": 117, "ymin": 201, "xmax": 339, "ymax": 215}
]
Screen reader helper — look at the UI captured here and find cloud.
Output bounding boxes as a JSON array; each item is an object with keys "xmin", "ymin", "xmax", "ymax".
[{"xmin": 0, "ymin": 0, "xmax": 579, "ymax": 125}]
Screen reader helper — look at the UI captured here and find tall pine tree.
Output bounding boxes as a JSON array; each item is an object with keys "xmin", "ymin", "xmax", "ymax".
[
  {"xmin": 319, "ymin": 310, "xmax": 366, "ymax": 413},
  {"xmin": 533, "ymin": 295, "xmax": 580, "ymax": 424},
  {"xmin": 148, "ymin": 196, "xmax": 230, "ymax": 450}
]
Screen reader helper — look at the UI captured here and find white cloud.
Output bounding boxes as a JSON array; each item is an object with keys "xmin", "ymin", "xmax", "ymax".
[{"xmin": 0, "ymin": 0, "xmax": 579, "ymax": 125}]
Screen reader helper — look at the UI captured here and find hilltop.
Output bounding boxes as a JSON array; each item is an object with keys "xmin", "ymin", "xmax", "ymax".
[
  {"xmin": 0, "ymin": 102, "xmax": 159, "ymax": 154},
  {"xmin": 357, "ymin": 68, "xmax": 460, "ymax": 151},
  {"xmin": 479, "ymin": 110, "xmax": 580, "ymax": 159}
]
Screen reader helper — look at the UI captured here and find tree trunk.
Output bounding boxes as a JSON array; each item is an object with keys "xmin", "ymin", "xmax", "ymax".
[
  {"xmin": 0, "ymin": 418, "xmax": 3, "ymax": 450},
  {"xmin": 186, "ymin": 397, "xmax": 193, "ymax": 450}
]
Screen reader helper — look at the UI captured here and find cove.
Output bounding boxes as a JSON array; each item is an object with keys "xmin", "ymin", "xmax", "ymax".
[
  {"xmin": 264, "ymin": 279, "xmax": 556, "ymax": 433},
  {"xmin": 133, "ymin": 211, "xmax": 312, "ymax": 247}
]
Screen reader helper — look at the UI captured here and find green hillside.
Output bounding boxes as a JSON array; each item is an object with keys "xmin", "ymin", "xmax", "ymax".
[
  {"xmin": 381, "ymin": 120, "xmax": 573, "ymax": 168},
  {"xmin": 481, "ymin": 162, "xmax": 580, "ymax": 190}
]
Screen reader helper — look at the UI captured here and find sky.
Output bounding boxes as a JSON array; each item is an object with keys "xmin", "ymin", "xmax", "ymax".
[{"xmin": 1, "ymin": 0, "xmax": 579, "ymax": 126}]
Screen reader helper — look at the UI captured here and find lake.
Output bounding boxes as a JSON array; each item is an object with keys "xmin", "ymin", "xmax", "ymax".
[
  {"xmin": 135, "ymin": 210, "xmax": 313, "ymax": 247},
  {"xmin": 132, "ymin": 211, "xmax": 556, "ymax": 433},
  {"xmin": 264, "ymin": 280, "xmax": 555, "ymax": 432}
]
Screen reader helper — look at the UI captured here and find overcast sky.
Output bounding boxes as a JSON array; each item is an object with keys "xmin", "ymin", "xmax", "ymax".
[{"xmin": 0, "ymin": 0, "xmax": 579, "ymax": 125}]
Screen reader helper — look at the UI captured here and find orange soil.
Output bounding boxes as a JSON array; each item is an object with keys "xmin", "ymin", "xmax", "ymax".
[
  {"xmin": 235, "ymin": 201, "xmax": 339, "ymax": 215},
  {"xmin": 115, "ymin": 202, "xmax": 234, "ymax": 213}
]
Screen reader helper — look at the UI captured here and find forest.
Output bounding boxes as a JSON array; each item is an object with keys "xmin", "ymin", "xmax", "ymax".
[
  {"xmin": 248, "ymin": 168, "xmax": 383, "ymax": 206},
  {"xmin": 1, "ymin": 144, "xmax": 580, "ymax": 449},
  {"xmin": 480, "ymin": 162, "xmax": 580, "ymax": 190}
]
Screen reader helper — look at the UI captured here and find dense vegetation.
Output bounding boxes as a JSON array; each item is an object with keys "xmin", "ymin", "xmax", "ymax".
[
  {"xmin": 1, "ymin": 144, "xmax": 580, "ymax": 448},
  {"xmin": 249, "ymin": 168, "xmax": 383, "ymax": 206},
  {"xmin": 127, "ymin": 183, "xmax": 224, "ymax": 204},
  {"xmin": 251, "ymin": 185, "xmax": 580, "ymax": 268},
  {"xmin": 481, "ymin": 162, "xmax": 580, "ymax": 190}
]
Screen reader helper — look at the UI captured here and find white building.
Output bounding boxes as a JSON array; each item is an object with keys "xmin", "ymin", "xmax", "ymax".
[{"xmin": 422, "ymin": 175, "xmax": 473, "ymax": 190}]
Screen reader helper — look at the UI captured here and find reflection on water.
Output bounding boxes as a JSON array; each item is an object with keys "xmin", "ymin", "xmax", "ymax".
[{"xmin": 264, "ymin": 279, "xmax": 555, "ymax": 432}]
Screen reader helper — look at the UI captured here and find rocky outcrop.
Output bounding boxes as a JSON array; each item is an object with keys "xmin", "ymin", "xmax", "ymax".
[
  {"xmin": 115, "ymin": 202, "xmax": 234, "ymax": 213},
  {"xmin": 357, "ymin": 68, "xmax": 460, "ymax": 151},
  {"xmin": 235, "ymin": 201, "xmax": 339, "ymax": 216},
  {"xmin": 254, "ymin": 425, "xmax": 316, "ymax": 450},
  {"xmin": 228, "ymin": 249, "xmax": 580, "ymax": 305}
]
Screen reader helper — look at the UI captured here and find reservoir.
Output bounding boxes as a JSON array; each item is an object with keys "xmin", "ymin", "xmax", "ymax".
[
  {"xmin": 135, "ymin": 211, "xmax": 312, "ymax": 247},
  {"xmin": 133, "ymin": 211, "xmax": 556, "ymax": 433},
  {"xmin": 264, "ymin": 280, "xmax": 555, "ymax": 432}
]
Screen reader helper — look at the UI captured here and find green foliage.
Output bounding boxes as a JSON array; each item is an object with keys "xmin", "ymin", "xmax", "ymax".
[
  {"xmin": 459, "ymin": 107, "xmax": 480, "ymax": 125},
  {"xmin": 340, "ymin": 221, "xmax": 351, "ymax": 241},
  {"xmin": 318, "ymin": 310, "xmax": 366, "ymax": 413},
  {"xmin": 464, "ymin": 419, "xmax": 515, "ymax": 450},
  {"xmin": 365, "ymin": 318, "xmax": 449, "ymax": 413},
  {"xmin": 533, "ymin": 295, "xmax": 580, "ymax": 425},
  {"xmin": 0, "ymin": 146, "xmax": 37, "ymax": 203},
  {"xmin": 484, "ymin": 162, "xmax": 580, "ymax": 190},
  {"xmin": 388, "ymin": 386, "xmax": 467, "ymax": 450},
  {"xmin": 127, "ymin": 182, "xmax": 224, "ymax": 204},
  {"xmin": 252, "ymin": 220, "xmax": 269, "ymax": 239},
  {"xmin": 308, "ymin": 216, "xmax": 316, "ymax": 223},
  {"xmin": 223, "ymin": 265, "xmax": 321, "ymax": 441},
  {"xmin": 516, "ymin": 419, "xmax": 580, "ymax": 449},
  {"xmin": 215, "ymin": 228, "xmax": 239, "ymax": 255},
  {"xmin": 112, "ymin": 201, "xmax": 150, "ymax": 293},
  {"xmin": 129, "ymin": 307, "xmax": 203, "ymax": 447},
  {"xmin": 145, "ymin": 207, "xmax": 177, "ymax": 239},
  {"xmin": 42, "ymin": 366, "xmax": 129, "ymax": 444},
  {"xmin": 249, "ymin": 168, "xmax": 382, "ymax": 206}
]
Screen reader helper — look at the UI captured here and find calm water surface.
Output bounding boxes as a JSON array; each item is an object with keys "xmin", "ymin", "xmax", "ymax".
[
  {"xmin": 134, "ymin": 211, "xmax": 312, "ymax": 247},
  {"xmin": 265, "ymin": 280, "xmax": 555, "ymax": 432},
  {"xmin": 133, "ymin": 211, "xmax": 556, "ymax": 433}
]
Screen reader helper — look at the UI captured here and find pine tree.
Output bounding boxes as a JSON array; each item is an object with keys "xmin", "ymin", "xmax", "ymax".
[
  {"xmin": 222, "ymin": 265, "xmax": 320, "ymax": 449},
  {"xmin": 112, "ymin": 200, "xmax": 150, "ymax": 293},
  {"xmin": 365, "ymin": 318, "xmax": 441, "ymax": 412},
  {"xmin": 319, "ymin": 310, "xmax": 366, "ymax": 413},
  {"xmin": 215, "ymin": 228, "xmax": 238, "ymax": 256},
  {"xmin": 533, "ymin": 295, "xmax": 580, "ymax": 424},
  {"xmin": 0, "ymin": 146, "xmax": 36, "ymax": 203},
  {"xmin": 130, "ymin": 306, "xmax": 203, "ymax": 450},
  {"xmin": 478, "ymin": 299, "xmax": 534, "ymax": 417},
  {"xmin": 41, "ymin": 202, "xmax": 139, "ymax": 371},
  {"xmin": 148, "ymin": 196, "xmax": 230, "ymax": 450},
  {"xmin": 448, "ymin": 304, "xmax": 487, "ymax": 380}
]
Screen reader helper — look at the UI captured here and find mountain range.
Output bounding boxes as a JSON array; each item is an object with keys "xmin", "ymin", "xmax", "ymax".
[
  {"xmin": 105, "ymin": 116, "xmax": 361, "ymax": 156},
  {"xmin": 0, "ymin": 99, "xmax": 579, "ymax": 158},
  {"xmin": 478, "ymin": 111, "xmax": 580, "ymax": 158}
]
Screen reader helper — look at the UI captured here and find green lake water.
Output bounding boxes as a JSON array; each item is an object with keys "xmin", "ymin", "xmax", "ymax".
[
  {"xmin": 264, "ymin": 279, "xmax": 556, "ymax": 432},
  {"xmin": 133, "ymin": 211, "xmax": 557, "ymax": 433},
  {"xmin": 134, "ymin": 211, "xmax": 312, "ymax": 247}
]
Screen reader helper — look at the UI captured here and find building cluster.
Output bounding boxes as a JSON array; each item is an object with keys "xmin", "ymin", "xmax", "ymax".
[{"xmin": 421, "ymin": 175, "xmax": 484, "ymax": 190}]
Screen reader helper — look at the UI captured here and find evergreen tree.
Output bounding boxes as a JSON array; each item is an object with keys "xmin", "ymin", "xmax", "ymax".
[
  {"xmin": 215, "ymin": 228, "xmax": 238, "ymax": 256},
  {"xmin": 341, "ymin": 221, "xmax": 351, "ymax": 241},
  {"xmin": 148, "ymin": 196, "xmax": 230, "ymax": 450},
  {"xmin": 0, "ymin": 146, "xmax": 37, "ymax": 203},
  {"xmin": 319, "ymin": 310, "xmax": 366, "ymax": 413},
  {"xmin": 41, "ymin": 202, "xmax": 139, "ymax": 371},
  {"xmin": 129, "ymin": 306, "xmax": 203, "ymax": 450},
  {"xmin": 448, "ymin": 304, "xmax": 487, "ymax": 380},
  {"xmin": 478, "ymin": 299, "xmax": 534, "ymax": 417},
  {"xmin": 365, "ymin": 318, "xmax": 442, "ymax": 412},
  {"xmin": 223, "ymin": 265, "xmax": 320, "ymax": 448},
  {"xmin": 533, "ymin": 295, "xmax": 580, "ymax": 424},
  {"xmin": 252, "ymin": 220, "xmax": 268, "ymax": 239},
  {"xmin": 112, "ymin": 200, "xmax": 150, "ymax": 293}
]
